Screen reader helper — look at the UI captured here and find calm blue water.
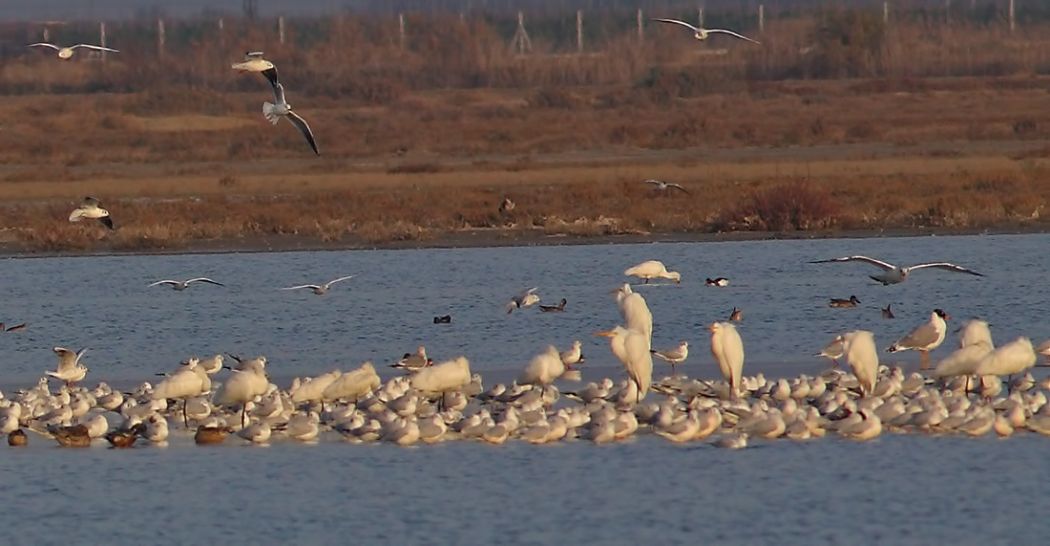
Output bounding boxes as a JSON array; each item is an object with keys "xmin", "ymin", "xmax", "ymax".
[
  {"xmin": 0, "ymin": 233, "xmax": 1044, "ymax": 384},
  {"xmin": 1, "ymin": 233, "xmax": 1049, "ymax": 544}
]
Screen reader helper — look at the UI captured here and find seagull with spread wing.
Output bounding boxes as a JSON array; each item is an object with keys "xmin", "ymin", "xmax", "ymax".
[
  {"xmin": 281, "ymin": 275, "xmax": 354, "ymax": 295},
  {"xmin": 148, "ymin": 278, "xmax": 225, "ymax": 291},
  {"xmin": 643, "ymin": 179, "xmax": 690, "ymax": 195},
  {"xmin": 809, "ymin": 255, "xmax": 985, "ymax": 285},
  {"xmin": 68, "ymin": 197, "xmax": 114, "ymax": 229},
  {"xmin": 651, "ymin": 18, "xmax": 761, "ymax": 45},
  {"xmin": 28, "ymin": 42, "xmax": 119, "ymax": 60},
  {"xmin": 261, "ymin": 70, "xmax": 319, "ymax": 155},
  {"xmin": 47, "ymin": 346, "xmax": 89, "ymax": 386},
  {"xmin": 506, "ymin": 287, "xmax": 540, "ymax": 314}
]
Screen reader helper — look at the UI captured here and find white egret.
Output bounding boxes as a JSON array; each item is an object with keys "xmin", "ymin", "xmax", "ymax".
[
  {"xmin": 596, "ymin": 326, "xmax": 652, "ymax": 402},
  {"xmin": 709, "ymin": 322, "xmax": 744, "ymax": 398},
  {"xmin": 973, "ymin": 337, "xmax": 1037, "ymax": 381},
  {"xmin": 518, "ymin": 345, "xmax": 566, "ymax": 390},
  {"xmin": 153, "ymin": 359, "xmax": 209, "ymax": 426},
  {"xmin": 842, "ymin": 330, "xmax": 878, "ymax": 396},
  {"xmin": 624, "ymin": 260, "xmax": 681, "ymax": 284},
  {"xmin": 323, "ymin": 362, "xmax": 380, "ymax": 402}
]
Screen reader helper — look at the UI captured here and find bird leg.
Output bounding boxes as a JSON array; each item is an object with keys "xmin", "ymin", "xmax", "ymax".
[
  {"xmin": 919, "ymin": 351, "xmax": 930, "ymax": 370},
  {"xmin": 240, "ymin": 405, "xmax": 247, "ymax": 428},
  {"xmin": 183, "ymin": 399, "xmax": 189, "ymax": 428},
  {"xmin": 671, "ymin": 363, "xmax": 677, "ymax": 377}
]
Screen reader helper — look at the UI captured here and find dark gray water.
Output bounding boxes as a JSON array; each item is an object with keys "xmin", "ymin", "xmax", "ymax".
[{"xmin": 2, "ymin": 233, "xmax": 1048, "ymax": 544}]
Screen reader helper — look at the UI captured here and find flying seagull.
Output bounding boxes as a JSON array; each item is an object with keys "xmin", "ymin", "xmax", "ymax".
[
  {"xmin": 651, "ymin": 18, "xmax": 761, "ymax": 45},
  {"xmin": 148, "ymin": 278, "xmax": 225, "ymax": 291},
  {"xmin": 28, "ymin": 42, "xmax": 119, "ymax": 60},
  {"xmin": 68, "ymin": 197, "xmax": 114, "ymax": 229},
  {"xmin": 809, "ymin": 256, "xmax": 985, "ymax": 285},
  {"xmin": 643, "ymin": 179, "xmax": 690, "ymax": 195},
  {"xmin": 261, "ymin": 72, "xmax": 319, "ymax": 155},
  {"xmin": 506, "ymin": 287, "xmax": 540, "ymax": 314},
  {"xmin": 231, "ymin": 51, "xmax": 278, "ymax": 88},
  {"xmin": 280, "ymin": 275, "xmax": 354, "ymax": 295}
]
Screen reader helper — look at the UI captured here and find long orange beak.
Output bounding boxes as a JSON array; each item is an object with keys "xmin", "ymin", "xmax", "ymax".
[{"xmin": 594, "ymin": 330, "xmax": 615, "ymax": 338}]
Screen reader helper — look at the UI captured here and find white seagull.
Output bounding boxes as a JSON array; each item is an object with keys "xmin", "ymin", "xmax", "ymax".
[
  {"xmin": 280, "ymin": 275, "xmax": 354, "ymax": 295},
  {"xmin": 28, "ymin": 42, "xmax": 119, "ymax": 60},
  {"xmin": 643, "ymin": 179, "xmax": 690, "ymax": 194},
  {"xmin": 506, "ymin": 287, "xmax": 540, "ymax": 314},
  {"xmin": 262, "ymin": 72, "xmax": 319, "ymax": 155},
  {"xmin": 68, "ymin": 196, "xmax": 114, "ymax": 229},
  {"xmin": 809, "ymin": 255, "xmax": 985, "ymax": 285},
  {"xmin": 148, "ymin": 278, "xmax": 224, "ymax": 291},
  {"xmin": 231, "ymin": 51, "xmax": 278, "ymax": 87},
  {"xmin": 48, "ymin": 346, "xmax": 89, "ymax": 386},
  {"xmin": 651, "ymin": 18, "xmax": 761, "ymax": 45}
]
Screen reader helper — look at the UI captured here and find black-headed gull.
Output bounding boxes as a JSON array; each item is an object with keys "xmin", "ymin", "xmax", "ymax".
[
  {"xmin": 506, "ymin": 287, "xmax": 540, "ymax": 313},
  {"xmin": 809, "ymin": 255, "xmax": 984, "ymax": 284},
  {"xmin": 281, "ymin": 275, "xmax": 354, "ymax": 295},
  {"xmin": 28, "ymin": 42, "xmax": 119, "ymax": 60},
  {"xmin": 68, "ymin": 196, "xmax": 114, "ymax": 229},
  {"xmin": 261, "ymin": 70, "xmax": 319, "ymax": 155},
  {"xmin": 148, "ymin": 277, "xmax": 224, "ymax": 290},
  {"xmin": 651, "ymin": 18, "xmax": 761, "ymax": 45},
  {"xmin": 643, "ymin": 178, "xmax": 690, "ymax": 194}
]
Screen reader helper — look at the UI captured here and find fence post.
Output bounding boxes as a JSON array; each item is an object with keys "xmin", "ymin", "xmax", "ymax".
[
  {"xmin": 759, "ymin": 4, "xmax": 765, "ymax": 33},
  {"xmin": 43, "ymin": 27, "xmax": 50, "ymax": 42},
  {"xmin": 99, "ymin": 22, "xmax": 107, "ymax": 61},
  {"xmin": 510, "ymin": 11, "xmax": 532, "ymax": 54},
  {"xmin": 576, "ymin": 10, "xmax": 583, "ymax": 53},
  {"xmin": 278, "ymin": 16, "xmax": 286, "ymax": 44},
  {"xmin": 697, "ymin": 7, "xmax": 705, "ymax": 28},
  {"xmin": 945, "ymin": 0, "xmax": 951, "ymax": 25},
  {"xmin": 883, "ymin": 2, "xmax": 889, "ymax": 25},
  {"xmin": 1009, "ymin": 0, "xmax": 1015, "ymax": 32},
  {"xmin": 399, "ymin": 13, "xmax": 406, "ymax": 51},
  {"xmin": 636, "ymin": 8, "xmax": 643, "ymax": 42},
  {"xmin": 157, "ymin": 18, "xmax": 166, "ymax": 57}
]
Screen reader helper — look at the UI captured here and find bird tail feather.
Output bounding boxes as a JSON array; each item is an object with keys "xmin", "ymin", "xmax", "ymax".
[{"xmin": 262, "ymin": 102, "xmax": 280, "ymax": 125}]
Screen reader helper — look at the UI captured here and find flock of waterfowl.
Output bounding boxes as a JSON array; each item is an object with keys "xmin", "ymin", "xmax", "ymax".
[{"xmin": 5, "ymin": 253, "xmax": 1050, "ymax": 451}]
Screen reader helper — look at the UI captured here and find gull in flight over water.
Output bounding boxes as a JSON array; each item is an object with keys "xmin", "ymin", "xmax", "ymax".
[
  {"xmin": 148, "ymin": 278, "xmax": 225, "ymax": 291},
  {"xmin": 28, "ymin": 42, "xmax": 119, "ymax": 60},
  {"xmin": 260, "ymin": 69, "xmax": 319, "ymax": 155},
  {"xmin": 68, "ymin": 196, "xmax": 114, "ymax": 229},
  {"xmin": 643, "ymin": 179, "xmax": 690, "ymax": 194},
  {"xmin": 809, "ymin": 256, "xmax": 985, "ymax": 285},
  {"xmin": 651, "ymin": 18, "xmax": 761, "ymax": 45},
  {"xmin": 281, "ymin": 275, "xmax": 354, "ymax": 295}
]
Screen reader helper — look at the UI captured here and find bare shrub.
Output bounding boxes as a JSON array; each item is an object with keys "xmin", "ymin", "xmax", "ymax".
[{"xmin": 720, "ymin": 180, "xmax": 839, "ymax": 231}]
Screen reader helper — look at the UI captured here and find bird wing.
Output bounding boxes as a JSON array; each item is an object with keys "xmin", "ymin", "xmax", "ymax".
[
  {"xmin": 82, "ymin": 196, "xmax": 101, "ymax": 207},
  {"xmin": 810, "ymin": 256, "xmax": 896, "ymax": 271},
  {"xmin": 668, "ymin": 183, "xmax": 690, "ymax": 194},
  {"xmin": 706, "ymin": 29, "xmax": 761, "ymax": 44},
  {"xmin": 53, "ymin": 347, "xmax": 76, "ymax": 371},
  {"xmin": 261, "ymin": 66, "xmax": 280, "ymax": 88},
  {"xmin": 68, "ymin": 209, "xmax": 85, "ymax": 222},
  {"xmin": 148, "ymin": 280, "xmax": 179, "ymax": 287},
  {"xmin": 896, "ymin": 323, "xmax": 941, "ymax": 350},
  {"xmin": 523, "ymin": 287, "xmax": 539, "ymax": 296},
  {"xmin": 187, "ymin": 277, "xmax": 224, "ymax": 286},
  {"xmin": 72, "ymin": 44, "xmax": 120, "ymax": 53},
  {"xmin": 904, "ymin": 263, "xmax": 984, "ymax": 277},
  {"xmin": 286, "ymin": 111, "xmax": 320, "ymax": 155},
  {"xmin": 75, "ymin": 348, "xmax": 88, "ymax": 365},
  {"xmin": 246, "ymin": 51, "xmax": 265, "ymax": 58},
  {"xmin": 651, "ymin": 18, "xmax": 700, "ymax": 32},
  {"xmin": 270, "ymin": 80, "xmax": 286, "ymax": 105},
  {"xmin": 643, "ymin": 179, "xmax": 663, "ymax": 186},
  {"xmin": 98, "ymin": 216, "xmax": 115, "ymax": 230},
  {"xmin": 281, "ymin": 285, "xmax": 320, "ymax": 291},
  {"xmin": 27, "ymin": 43, "xmax": 61, "ymax": 51},
  {"xmin": 326, "ymin": 275, "xmax": 354, "ymax": 286}
]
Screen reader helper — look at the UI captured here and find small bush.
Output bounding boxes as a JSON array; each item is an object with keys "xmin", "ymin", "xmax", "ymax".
[{"xmin": 720, "ymin": 180, "xmax": 839, "ymax": 231}]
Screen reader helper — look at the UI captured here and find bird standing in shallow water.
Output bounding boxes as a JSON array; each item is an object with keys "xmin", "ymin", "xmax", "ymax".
[{"xmin": 887, "ymin": 309, "xmax": 949, "ymax": 369}]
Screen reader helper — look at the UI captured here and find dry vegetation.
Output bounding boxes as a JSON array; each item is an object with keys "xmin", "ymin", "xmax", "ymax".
[{"xmin": 0, "ymin": 4, "xmax": 1049, "ymax": 252}]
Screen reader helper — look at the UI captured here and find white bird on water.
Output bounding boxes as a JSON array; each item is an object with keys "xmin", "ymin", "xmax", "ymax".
[
  {"xmin": 651, "ymin": 18, "xmax": 761, "ymax": 45},
  {"xmin": 47, "ymin": 347, "xmax": 89, "ymax": 386},
  {"xmin": 651, "ymin": 341, "xmax": 689, "ymax": 376},
  {"xmin": 28, "ymin": 42, "xmax": 118, "ymax": 60},
  {"xmin": 887, "ymin": 309, "xmax": 949, "ymax": 369},
  {"xmin": 842, "ymin": 330, "xmax": 878, "ymax": 396},
  {"xmin": 68, "ymin": 197, "xmax": 114, "ymax": 229},
  {"xmin": 709, "ymin": 322, "xmax": 744, "ymax": 398},
  {"xmin": 518, "ymin": 345, "xmax": 566, "ymax": 390},
  {"xmin": 596, "ymin": 325, "xmax": 652, "ymax": 403},
  {"xmin": 809, "ymin": 255, "xmax": 984, "ymax": 285},
  {"xmin": 933, "ymin": 319, "xmax": 994, "ymax": 383},
  {"xmin": 624, "ymin": 260, "xmax": 681, "ymax": 284},
  {"xmin": 149, "ymin": 278, "xmax": 224, "ymax": 291},
  {"xmin": 280, "ymin": 275, "xmax": 354, "ymax": 295},
  {"xmin": 973, "ymin": 337, "xmax": 1037, "ymax": 380},
  {"xmin": 506, "ymin": 287, "xmax": 540, "ymax": 314}
]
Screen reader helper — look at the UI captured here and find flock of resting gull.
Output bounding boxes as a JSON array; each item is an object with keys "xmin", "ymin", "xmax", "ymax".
[{"xmin": 11, "ymin": 28, "xmax": 1050, "ymax": 450}]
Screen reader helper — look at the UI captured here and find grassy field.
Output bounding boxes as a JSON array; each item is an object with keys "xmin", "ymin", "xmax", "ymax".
[{"xmin": 1, "ymin": 9, "xmax": 1049, "ymax": 252}]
